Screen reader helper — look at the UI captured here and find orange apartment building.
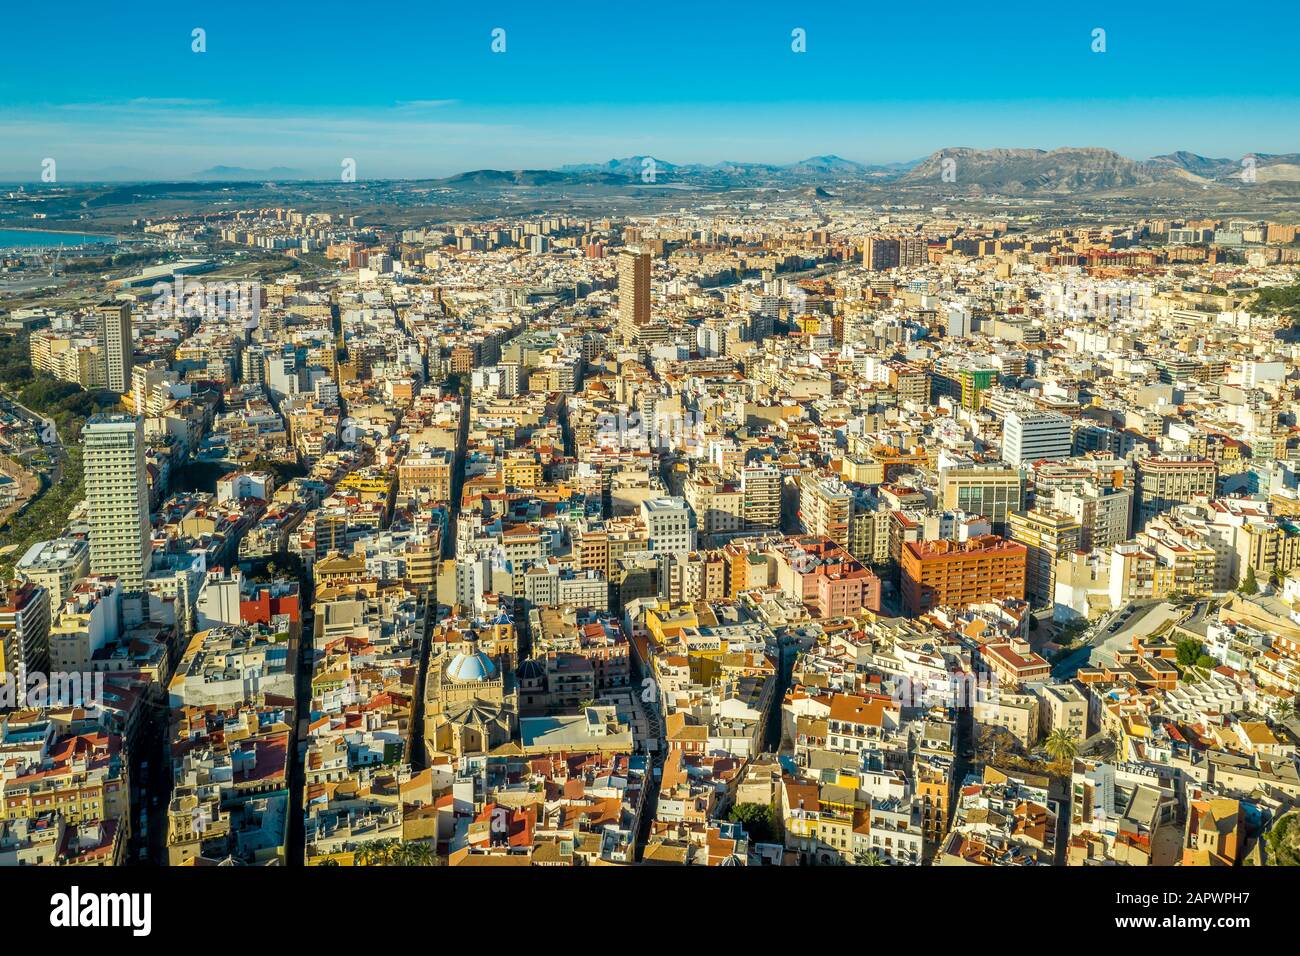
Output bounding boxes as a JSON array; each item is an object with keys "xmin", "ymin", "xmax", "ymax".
[{"xmin": 900, "ymin": 535, "xmax": 1028, "ymax": 615}]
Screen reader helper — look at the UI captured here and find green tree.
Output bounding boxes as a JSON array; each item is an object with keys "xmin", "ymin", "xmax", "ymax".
[
  {"xmin": 1239, "ymin": 566, "xmax": 1259, "ymax": 595},
  {"xmin": 1196, "ymin": 654, "xmax": 1218, "ymax": 670},
  {"xmin": 1175, "ymin": 638, "xmax": 1203, "ymax": 667},
  {"xmin": 1265, "ymin": 811, "xmax": 1300, "ymax": 866},
  {"xmin": 1044, "ymin": 728, "xmax": 1079, "ymax": 763},
  {"xmin": 1249, "ymin": 283, "xmax": 1300, "ymax": 328},
  {"xmin": 727, "ymin": 802, "xmax": 775, "ymax": 844},
  {"xmin": 250, "ymin": 456, "xmax": 308, "ymax": 486}
]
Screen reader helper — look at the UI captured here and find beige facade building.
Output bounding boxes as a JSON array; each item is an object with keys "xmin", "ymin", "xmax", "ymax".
[
  {"xmin": 1135, "ymin": 457, "xmax": 1216, "ymax": 530},
  {"xmin": 617, "ymin": 248, "xmax": 651, "ymax": 333},
  {"xmin": 1008, "ymin": 508, "xmax": 1082, "ymax": 607},
  {"xmin": 95, "ymin": 301, "xmax": 133, "ymax": 395},
  {"xmin": 800, "ymin": 476, "xmax": 853, "ymax": 548}
]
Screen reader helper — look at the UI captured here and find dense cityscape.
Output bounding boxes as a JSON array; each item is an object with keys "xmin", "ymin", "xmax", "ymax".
[{"xmin": 2, "ymin": 180, "xmax": 1299, "ymax": 882}]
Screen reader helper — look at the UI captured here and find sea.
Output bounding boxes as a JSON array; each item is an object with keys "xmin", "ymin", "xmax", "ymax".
[{"xmin": 0, "ymin": 228, "xmax": 117, "ymax": 251}]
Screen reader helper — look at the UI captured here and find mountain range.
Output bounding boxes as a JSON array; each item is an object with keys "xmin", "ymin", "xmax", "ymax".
[
  {"xmin": 5, "ymin": 147, "xmax": 1300, "ymax": 197},
  {"xmin": 433, "ymin": 147, "xmax": 1300, "ymax": 197}
]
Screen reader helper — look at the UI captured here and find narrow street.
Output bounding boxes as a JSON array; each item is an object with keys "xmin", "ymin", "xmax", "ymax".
[
  {"xmin": 126, "ymin": 701, "xmax": 170, "ymax": 865},
  {"xmin": 284, "ymin": 607, "xmax": 314, "ymax": 865},
  {"xmin": 632, "ymin": 638, "xmax": 664, "ymax": 861}
]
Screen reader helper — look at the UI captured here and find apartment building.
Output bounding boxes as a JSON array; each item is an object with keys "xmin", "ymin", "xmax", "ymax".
[
  {"xmin": 684, "ymin": 471, "xmax": 744, "ymax": 538},
  {"xmin": 939, "ymin": 457, "xmax": 1024, "ymax": 535},
  {"xmin": 900, "ymin": 535, "xmax": 1028, "ymax": 615},
  {"xmin": 94, "ymin": 301, "xmax": 133, "ymax": 395},
  {"xmin": 1002, "ymin": 410, "xmax": 1072, "ymax": 467},
  {"xmin": 83, "ymin": 415, "xmax": 153, "ymax": 592},
  {"xmin": 15, "ymin": 537, "xmax": 91, "ymax": 603},
  {"xmin": 1053, "ymin": 482, "xmax": 1132, "ymax": 551},
  {"xmin": 642, "ymin": 497, "xmax": 698, "ymax": 553},
  {"xmin": 1134, "ymin": 457, "xmax": 1217, "ymax": 531},
  {"xmin": 618, "ymin": 247, "xmax": 651, "ymax": 334},
  {"xmin": 0, "ymin": 582, "xmax": 52, "ymax": 681},
  {"xmin": 1008, "ymin": 508, "xmax": 1082, "ymax": 608},
  {"xmin": 741, "ymin": 464, "xmax": 782, "ymax": 531},
  {"xmin": 800, "ymin": 476, "xmax": 853, "ymax": 548},
  {"xmin": 397, "ymin": 449, "xmax": 454, "ymax": 499}
]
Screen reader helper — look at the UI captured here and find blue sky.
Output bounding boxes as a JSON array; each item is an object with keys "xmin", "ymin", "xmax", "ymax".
[{"xmin": 1, "ymin": 0, "xmax": 1298, "ymax": 179}]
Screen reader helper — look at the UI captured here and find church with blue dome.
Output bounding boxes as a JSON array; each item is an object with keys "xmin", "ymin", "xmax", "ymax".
[
  {"xmin": 424, "ymin": 615, "xmax": 520, "ymax": 760},
  {"xmin": 446, "ymin": 649, "xmax": 497, "ymax": 684}
]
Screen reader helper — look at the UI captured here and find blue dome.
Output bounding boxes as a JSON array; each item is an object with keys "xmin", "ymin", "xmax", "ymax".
[{"xmin": 447, "ymin": 650, "xmax": 496, "ymax": 683}]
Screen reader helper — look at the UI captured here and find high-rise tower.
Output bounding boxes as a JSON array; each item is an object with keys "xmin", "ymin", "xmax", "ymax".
[
  {"xmin": 83, "ymin": 414, "xmax": 152, "ymax": 591},
  {"xmin": 618, "ymin": 248, "xmax": 651, "ymax": 334},
  {"xmin": 95, "ymin": 301, "xmax": 133, "ymax": 394}
]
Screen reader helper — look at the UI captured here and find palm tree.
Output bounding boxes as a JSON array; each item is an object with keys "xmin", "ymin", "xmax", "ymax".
[
  {"xmin": 397, "ymin": 842, "xmax": 436, "ymax": 866},
  {"xmin": 856, "ymin": 850, "xmax": 887, "ymax": 866},
  {"xmin": 353, "ymin": 839, "xmax": 439, "ymax": 867},
  {"xmin": 1271, "ymin": 696, "xmax": 1296, "ymax": 723},
  {"xmin": 354, "ymin": 839, "xmax": 399, "ymax": 866},
  {"xmin": 1044, "ymin": 728, "xmax": 1079, "ymax": 763},
  {"xmin": 352, "ymin": 843, "xmax": 378, "ymax": 866},
  {"xmin": 386, "ymin": 843, "xmax": 412, "ymax": 866}
]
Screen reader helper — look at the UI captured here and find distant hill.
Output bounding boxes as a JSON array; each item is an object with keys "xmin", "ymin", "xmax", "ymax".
[
  {"xmin": 438, "ymin": 168, "xmax": 629, "ymax": 187},
  {"xmin": 456, "ymin": 154, "xmax": 918, "ymax": 190},
  {"xmin": 190, "ymin": 165, "xmax": 312, "ymax": 181},
  {"xmin": 557, "ymin": 156, "xmax": 680, "ymax": 177},
  {"xmin": 900, "ymin": 147, "xmax": 1164, "ymax": 194},
  {"xmin": 781, "ymin": 155, "xmax": 871, "ymax": 176},
  {"xmin": 1148, "ymin": 151, "xmax": 1235, "ymax": 177},
  {"xmin": 45, "ymin": 146, "xmax": 1291, "ymax": 195}
]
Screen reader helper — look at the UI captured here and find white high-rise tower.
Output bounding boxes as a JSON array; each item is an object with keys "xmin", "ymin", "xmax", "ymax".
[{"xmin": 83, "ymin": 414, "xmax": 152, "ymax": 591}]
